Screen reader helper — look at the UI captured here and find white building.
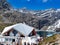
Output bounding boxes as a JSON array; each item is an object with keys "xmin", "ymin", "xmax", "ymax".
[{"xmin": 0, "ymin": 23, "xmax": 40, "ymax": 45}]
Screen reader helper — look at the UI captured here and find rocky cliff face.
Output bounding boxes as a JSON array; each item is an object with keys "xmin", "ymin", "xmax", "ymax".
[
  {"xmin": 0, "ymin": 0, "xmax": 60, "ymax": 30},
  {"xmin": 2, "ymin": 8, "xmax": 60, "ymax": 30},
  {"xmin": 0, "ymin": 0, "xmax": 10, "ymax": 10}
]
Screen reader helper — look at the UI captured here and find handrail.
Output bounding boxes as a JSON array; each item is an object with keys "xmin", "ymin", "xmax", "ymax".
[{"xmin": 0, "ymin": 36, "xmax": 24, "ymax": 39}]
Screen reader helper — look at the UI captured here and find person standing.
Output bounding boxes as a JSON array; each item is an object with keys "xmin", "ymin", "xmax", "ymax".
[
  {"xmin": 16, "ymin": 32, "xmax": 20, "ymax": 45},
  {"xmin": 9, "ymin": 30, "xmax": 14, "ymax": 36},
  {"xmin": 16, "ymin": 32, "xmax": 20, "ymax": 37}
]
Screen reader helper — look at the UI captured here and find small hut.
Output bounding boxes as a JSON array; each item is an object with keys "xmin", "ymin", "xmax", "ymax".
[{"xmin": 0, "ymin": 23, "xmax": 40, "ymax": 45}]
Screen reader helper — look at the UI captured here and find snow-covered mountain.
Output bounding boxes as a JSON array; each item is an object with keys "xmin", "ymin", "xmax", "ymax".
[
  {"xmin": 1, "ymin": 0, "xmax": 60, "ymax": 30},
  {"xmin": 47, "ymin": 19, "xmax": 60, "ymax": 31}
]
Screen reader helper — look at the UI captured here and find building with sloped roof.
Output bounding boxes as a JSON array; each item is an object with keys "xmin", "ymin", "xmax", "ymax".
[{"xmin": 0, "ymin": 23, "xmax": 40, "ymax": 45}]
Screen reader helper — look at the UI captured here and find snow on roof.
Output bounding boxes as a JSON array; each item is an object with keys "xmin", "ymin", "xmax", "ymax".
[
  {"xmin": 1, "ymin": 25, "xmax": 15, "ymax": 35},
  {"xmin": 1, "ymin": 23, "xmax": 34, "ymax": 36}
]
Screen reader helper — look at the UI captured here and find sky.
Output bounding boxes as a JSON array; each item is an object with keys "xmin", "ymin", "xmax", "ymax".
[{"xmin": 7, "ymin": 0, "xmax": 60, "ymax": 10}]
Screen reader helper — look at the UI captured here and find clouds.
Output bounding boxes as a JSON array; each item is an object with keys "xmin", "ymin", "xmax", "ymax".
[
  {"xmin": 27, "ymin": 0, "xmax": 30, "ymax": 2},
  {"xmin": 42, "ymin": 0, "xmax": 48, "ymax": 3}
]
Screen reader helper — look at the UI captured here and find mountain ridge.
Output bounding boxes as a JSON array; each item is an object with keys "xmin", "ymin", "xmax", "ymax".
[{"xmin": 0, "ymin": 0, "xmax": 60, "ymax": 30}]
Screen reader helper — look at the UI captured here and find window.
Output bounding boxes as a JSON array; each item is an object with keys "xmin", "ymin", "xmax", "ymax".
[
  {"xmin": 28, "ymin": 43, "xmax": 30, "ymax": 45},
  {"xmin": 12, "ymin": 29, "xmax": 17, "ymax": 36},
  {"xmin": 24, "ymin": 42, "xmax": 26, "ymax": 45}
]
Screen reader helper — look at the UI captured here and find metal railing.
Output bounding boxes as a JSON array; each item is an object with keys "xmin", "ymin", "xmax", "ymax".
[
  {"xmin": 0, "ymin": 36, "xmax": 39, "ymax": 45},
  {"xmin": 0, "ymin": 36, "xmax": 23, "ymax": 45}
]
